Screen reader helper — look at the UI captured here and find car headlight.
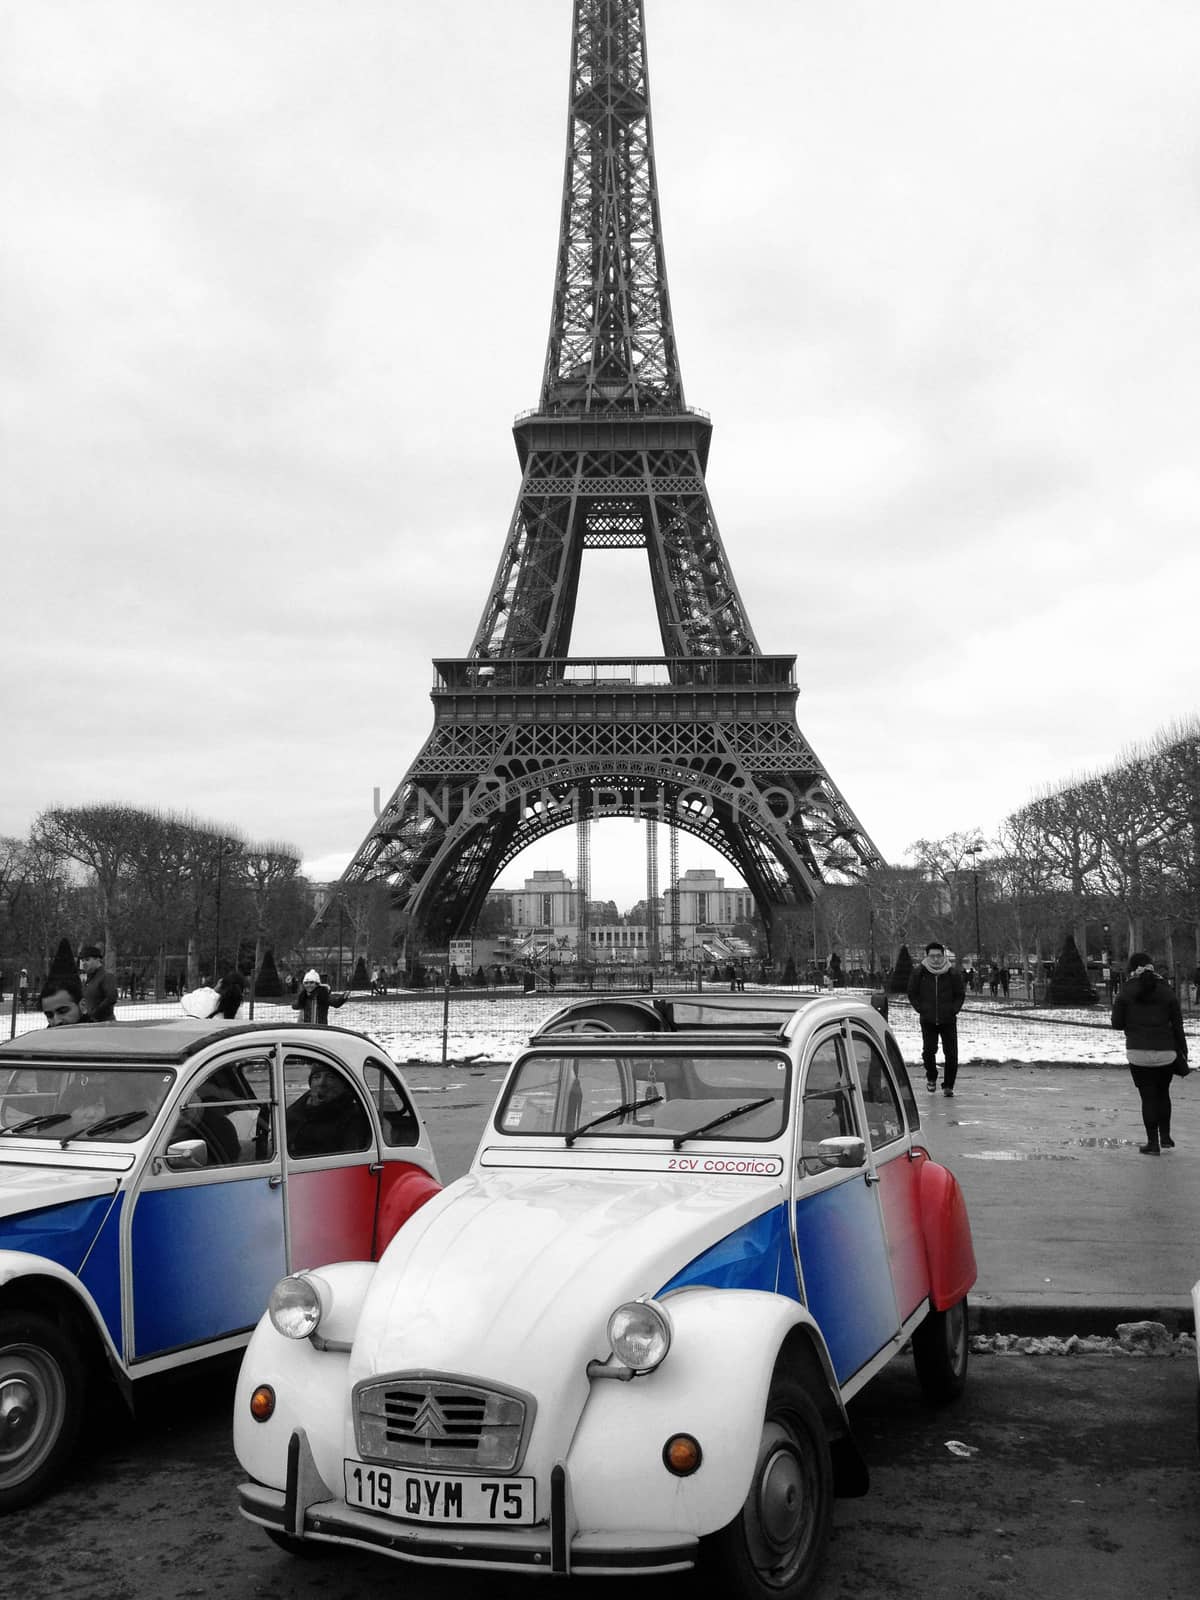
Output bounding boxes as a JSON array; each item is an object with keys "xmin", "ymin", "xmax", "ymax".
[
  {"xmin": 608, "ymin": 1298, "xmax": 672, "ymax": 1372},
  {"xmin": 268, "ymin": 1274, "xmax": 324, "ymax": 1340}
]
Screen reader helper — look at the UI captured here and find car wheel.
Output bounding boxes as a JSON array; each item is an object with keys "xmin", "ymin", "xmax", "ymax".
[
  {"xmin": 912, "ymin": 1295, "xmax": 969, "ymax": 1402},
  {"xmin": 706, "ymin": 1371, "xmax": 834, "ymax": 1599},
  {"xmin": 0, "ymin": 1310, "xmax": 85, "ymax": 1511}
]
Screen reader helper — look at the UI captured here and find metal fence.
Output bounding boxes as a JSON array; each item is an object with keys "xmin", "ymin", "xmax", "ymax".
[{"xmin": 9, "ymin": 979, "xmax": 1197, "ymax": 1064}]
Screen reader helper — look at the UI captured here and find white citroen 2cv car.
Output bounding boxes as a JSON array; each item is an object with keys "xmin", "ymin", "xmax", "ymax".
[{"xmin": 235, "ymin": 992, "xmax": 976, "ymax": 1597}]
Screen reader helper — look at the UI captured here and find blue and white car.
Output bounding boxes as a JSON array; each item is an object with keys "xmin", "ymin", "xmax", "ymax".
[
  {"xmin": 234, "ymin": 992, "xmax": 976, "ymax": 1598},
  {"xmin": 0, "ymin": 1019, "xmax": 440, "ymax": 1510}
]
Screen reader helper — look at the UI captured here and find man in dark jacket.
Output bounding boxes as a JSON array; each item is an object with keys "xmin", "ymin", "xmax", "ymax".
[
  {"xmin": 290, "ymin": 968, "xmax": 347, "ymax": 1025},
  {"xmin": 286, "ymin": 1064, "xmax": 370, "ymax": 1158},
  {"xmin": 79, "ymin": 944, "xmax": 119, "ymax": 1022},
  {"xmin": 906, "ymin": 940, "xmax": 967, "ymax": 1095}
]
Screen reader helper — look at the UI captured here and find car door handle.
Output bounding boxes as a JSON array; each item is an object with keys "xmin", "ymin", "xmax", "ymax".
[
  {"xmin": 268, "ymin": 1173, "xmax": 283, "ymax": 1188},
  {"xmin": 864, "ymin": 1171, "xmax": 880, "ymax": 1185}
]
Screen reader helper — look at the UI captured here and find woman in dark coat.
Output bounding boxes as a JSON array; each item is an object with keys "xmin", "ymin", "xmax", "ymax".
[{"xmin": 1111, "ymin": 952, "xmax": 1189, "ymax": 1154}]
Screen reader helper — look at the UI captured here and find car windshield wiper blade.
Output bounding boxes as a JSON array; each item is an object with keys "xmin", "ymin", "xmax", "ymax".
[
  {"xmin": 565, "ymin": 1093, "xmax": 663, "ymax": 1146},
  {"xmin": 5, "ymin": 1113, "xmax": 71, "ymax": 1135},
  {"xmin": 61, "ymin": 1110, "xmax": 148, "ymax": 1146},
  {"xmin": 672, "ymin": 1097, "xmax": 776, "ymax": 1150}
]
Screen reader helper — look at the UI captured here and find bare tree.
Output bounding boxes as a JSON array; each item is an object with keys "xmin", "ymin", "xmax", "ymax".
[
  {"xmin": 33, "ymin": 805, "xmax": 147, "ymax": 976},
  {"xmin": 906, "ymin": 831, "xmax": 988, "ymax": 961},
  {"xmin": 1014, "ymin": 782, "xmax": 1102, "ymax": 955},
  {"xmin": 1145, "ymin": 718, "xmax": 1200, "ymax": 967},
  {"xmin": 243, "ymin": 843, "xmax": 302, "ymax": 991},
  {"xmin": 128, "ymin": 811, "xmax": 208, "ymax": 996},
  {"xmin": 863, "ymin": 864, "xmax": 931, "ymax": 975}
]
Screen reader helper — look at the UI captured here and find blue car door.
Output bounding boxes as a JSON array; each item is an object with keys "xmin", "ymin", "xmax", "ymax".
[
  {"xmin": 791, "ymin": 1028, "xmax": 900, "ymax": 1387},
  {"xmin": 127, "ymin": 1050, "xmax": 285, "ymax": 1363}
]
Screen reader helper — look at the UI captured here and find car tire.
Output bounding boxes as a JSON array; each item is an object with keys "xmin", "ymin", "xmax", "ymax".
[
  {"xmin": 0, "ymin": 1310, "xmax": 85, "ymax": 1511},
  {"xmin": 912, "ymin": 1294, "xmax": 969, "ymax": 1402},
  {"xmin": 706, "ymin": 1371, "xmax": 834, "ymax": 1599}
]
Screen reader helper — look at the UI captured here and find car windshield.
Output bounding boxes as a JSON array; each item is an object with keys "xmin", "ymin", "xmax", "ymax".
[
  {"xmin": 0, "ymin": 1065, "xmax": 175, "ymax": 1144},
  {"xmin": 496, "ymin": 1052, "xmax": 790, "ymax": 1141}
]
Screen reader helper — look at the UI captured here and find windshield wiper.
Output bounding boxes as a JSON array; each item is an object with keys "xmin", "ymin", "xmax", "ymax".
[
  {"xmin": 565, "ymin": 1093, "xmax": 663, "ymax": 1146},
  {"xmin": 672, "ymin": 1097, "xmax": 776, "ymax": 1149},
  {"xmin": 61, "ymin": 1110, "xmax": 148, "ymax": 1146},
  {"xmin": 5, "ymin": 1113, "xmax": 71, "ymax": 1135}
]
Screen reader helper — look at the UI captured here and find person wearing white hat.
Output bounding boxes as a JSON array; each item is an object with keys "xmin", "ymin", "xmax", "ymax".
[{"xmin": 290, "ymin": 968, "xmax": 347, "ymax": 1025}]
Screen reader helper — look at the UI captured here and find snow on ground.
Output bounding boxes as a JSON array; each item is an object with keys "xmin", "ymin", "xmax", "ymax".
[{"xmin": 7, "ymin": 987, "xmax": 1195, "ymax": 1067}]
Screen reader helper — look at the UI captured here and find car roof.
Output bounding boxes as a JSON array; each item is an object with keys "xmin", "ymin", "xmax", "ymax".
[
  {"xmin": 530, "ymin": 991, "xmax": 889, "ymax": 1044},
  {"xmin": 0, "ymin": 1020, "xmax": 377, "ymax": 1067}
]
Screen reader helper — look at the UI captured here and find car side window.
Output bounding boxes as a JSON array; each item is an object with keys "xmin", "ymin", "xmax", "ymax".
[
  {"xmin": 851, "ymin": 1032, "xmax": 904, "ymax": 1150},
  {"xmin": 283, "ymin": 1053, "xmax": 372, "ymax": 1159},
  {"xmin": 885, "ymin": 1033, "xmax": 921, "ymax": 1132},
  {"xmin": 800, "ymin": 1037, "xmax": 858, "ymax": 1175},
  {"xmin": 365, "ymin": 1057, "xmax": 419, "ymax": 1147},
  {"xmin": 167, "ymin": 1058, "xmax": 273, "ymax": 1169}
]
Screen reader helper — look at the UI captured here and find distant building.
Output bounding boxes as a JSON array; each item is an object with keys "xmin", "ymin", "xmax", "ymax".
[
  {"xmin": 658, "ymin": 867, "xmax": 755, "ymax": 963},
  {"xmin": 493, "ymin": 862, "xmax": 754, "ymax": 967}
]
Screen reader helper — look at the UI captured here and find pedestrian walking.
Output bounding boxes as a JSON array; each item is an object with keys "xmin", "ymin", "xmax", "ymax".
[
  {"xmin": 989, "ymin": 964, "xmax": 1000, "ymax": 998},
  {"xmin": 998, "ymin": 964, "xmax": 1009, "ymax": 998},
  {"xmin": 78, "ymin": 944, "xmax": 119, "ymax": 1022},
  {"xmin": 1111, "ymin": 952, "xmax": 1189, "ymax": 1154},
  {"xmin": 18, "ymin": 968, "xmax": 29, "ymax": 1010},
  {"xmin": 906, "ymin": 940, "xmax": 967, "ymax": 1095}
]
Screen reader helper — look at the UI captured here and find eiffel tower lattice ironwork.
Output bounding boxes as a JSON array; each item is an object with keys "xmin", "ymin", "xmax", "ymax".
[{"xmin": 339, "ymin": 0, "xmax": 883, "ymax": 957}]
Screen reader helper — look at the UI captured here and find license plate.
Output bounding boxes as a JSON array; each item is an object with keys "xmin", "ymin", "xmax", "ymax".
[{"xmin": 343, "ymin": 1460, "xmax": 535, "ymax": 1525}]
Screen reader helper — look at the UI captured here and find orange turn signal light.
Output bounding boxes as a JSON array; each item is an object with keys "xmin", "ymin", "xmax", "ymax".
[
  {"xmin": 249, "ymin": 1384, "xmax": 276, "ymax": 1422},
  {"xmin": 662, "ymin": 1433, "xmax": 702, "ymax": 1476}
]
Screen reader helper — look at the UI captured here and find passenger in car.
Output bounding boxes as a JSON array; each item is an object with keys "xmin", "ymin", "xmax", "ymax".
[
  {"xmin": 286, "ymin": 1064, "xmax": 370, "ymax": 1158},
  {"xmin": 169, "ymin": 1072, "xmax": 242, "ymax": 1167}
]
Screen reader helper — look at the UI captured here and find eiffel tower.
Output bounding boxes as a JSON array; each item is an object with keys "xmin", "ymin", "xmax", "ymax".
[{"xmin": 339, "ymin": 0, "xmax": 883, "ymax": 962}]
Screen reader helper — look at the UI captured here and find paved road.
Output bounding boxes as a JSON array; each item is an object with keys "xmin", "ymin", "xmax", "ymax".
[
  {"xmin": 9, "ymin": 1060, "xmax": 1198, "ymax": 1596},
  {"xmin": 7, "ymin": 1351, "xmax": 1196, "ymax": 1600}
]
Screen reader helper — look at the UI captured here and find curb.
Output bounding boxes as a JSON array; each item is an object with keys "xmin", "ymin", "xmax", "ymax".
[{"xmin": 969, "ymin": 1294, "xmax": 1196, "ymax": 1338}]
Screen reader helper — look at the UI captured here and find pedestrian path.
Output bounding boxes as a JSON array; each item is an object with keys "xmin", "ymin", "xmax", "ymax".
[{"xmin": 913, "ymin": 1064, "xmax": 1200, "ymax": 1334}]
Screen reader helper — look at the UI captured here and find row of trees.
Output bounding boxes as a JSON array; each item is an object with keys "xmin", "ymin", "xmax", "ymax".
[
  {"xmin": 812, "ymin": 719, "xmax": 1200, "ymax": 992},
  {"xmin": 4, "ymin": 721, "xmax": 1196, "ymax": 1008},
  {"xmin": 0, "ymin": 806, "xmax": 314, "ymax": 997}
]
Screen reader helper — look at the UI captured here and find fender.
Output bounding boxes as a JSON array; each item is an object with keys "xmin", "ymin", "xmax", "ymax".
[
  {"xmin": 233, "ymin": 1307, "xmax": 353, "ymax": 1493},
  {"xmin": 568, "ymin": 1287, "xmax": 847, "ymax": 1538},
  {"xmin": 374, "ymin": 1165, "xmax": 442, "ymax": 1256},
  {"xmin": 917, "ymin": 1157, "xmax": 977, "ymax": 1309},
  {"xmin": 0, "ymin": 1247, "xmax": 125, "ymax": 1387}
]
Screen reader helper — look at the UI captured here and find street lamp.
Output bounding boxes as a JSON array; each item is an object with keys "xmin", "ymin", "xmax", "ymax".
[
  {"xmin": 213, "ymin": 838, "xmax": 239, "ymax": 979},
  {"xmin": 965, "ymin": 842, "xmax": 983, "ymax": 973}
]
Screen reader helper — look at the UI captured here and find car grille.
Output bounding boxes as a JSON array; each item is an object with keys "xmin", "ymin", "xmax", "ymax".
[{"xmin": 354, "ymin": 1375, "xmax": 533, "ymax": 1472}]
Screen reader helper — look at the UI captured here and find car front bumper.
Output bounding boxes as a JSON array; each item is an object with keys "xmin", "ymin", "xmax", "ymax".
[{"xmin": 238, "ymin": 1428, "xmax": 698, "ymax": 1577}]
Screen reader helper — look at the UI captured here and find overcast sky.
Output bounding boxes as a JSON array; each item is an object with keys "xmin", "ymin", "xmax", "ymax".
[{"xmin": 3, "ymin": 0, "xmax": 1198, "ymax": 909}]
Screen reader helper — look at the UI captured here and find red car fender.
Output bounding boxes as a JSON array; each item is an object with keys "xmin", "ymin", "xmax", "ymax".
[
  {"xmin": 917, "ymin": 1154, "xmax": 977, "ymax": 1310},
  {"xmin": 373, "ymin": 1163, "xmax": 442, "ymax": 1257}
]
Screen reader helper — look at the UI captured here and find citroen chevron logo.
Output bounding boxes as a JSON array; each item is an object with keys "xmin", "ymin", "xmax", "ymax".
[{"xmin": 411, "ymin": 1397, "xmax": 448, "ymax": 1439}]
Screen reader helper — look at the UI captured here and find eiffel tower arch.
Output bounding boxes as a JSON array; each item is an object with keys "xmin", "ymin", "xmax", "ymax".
[{"xmin": 340, "ymin": 0, "xmax": 883, "ymax": 963}]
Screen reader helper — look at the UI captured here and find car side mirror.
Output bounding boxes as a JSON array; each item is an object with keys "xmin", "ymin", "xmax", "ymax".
[
  {"xmin": 165, "ymin": 1138, "xmax": 208, "ymax": 1169},
  {"xmin": 816, "ymin": 1135, "xmax": 867, "ymax": 1170}
]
